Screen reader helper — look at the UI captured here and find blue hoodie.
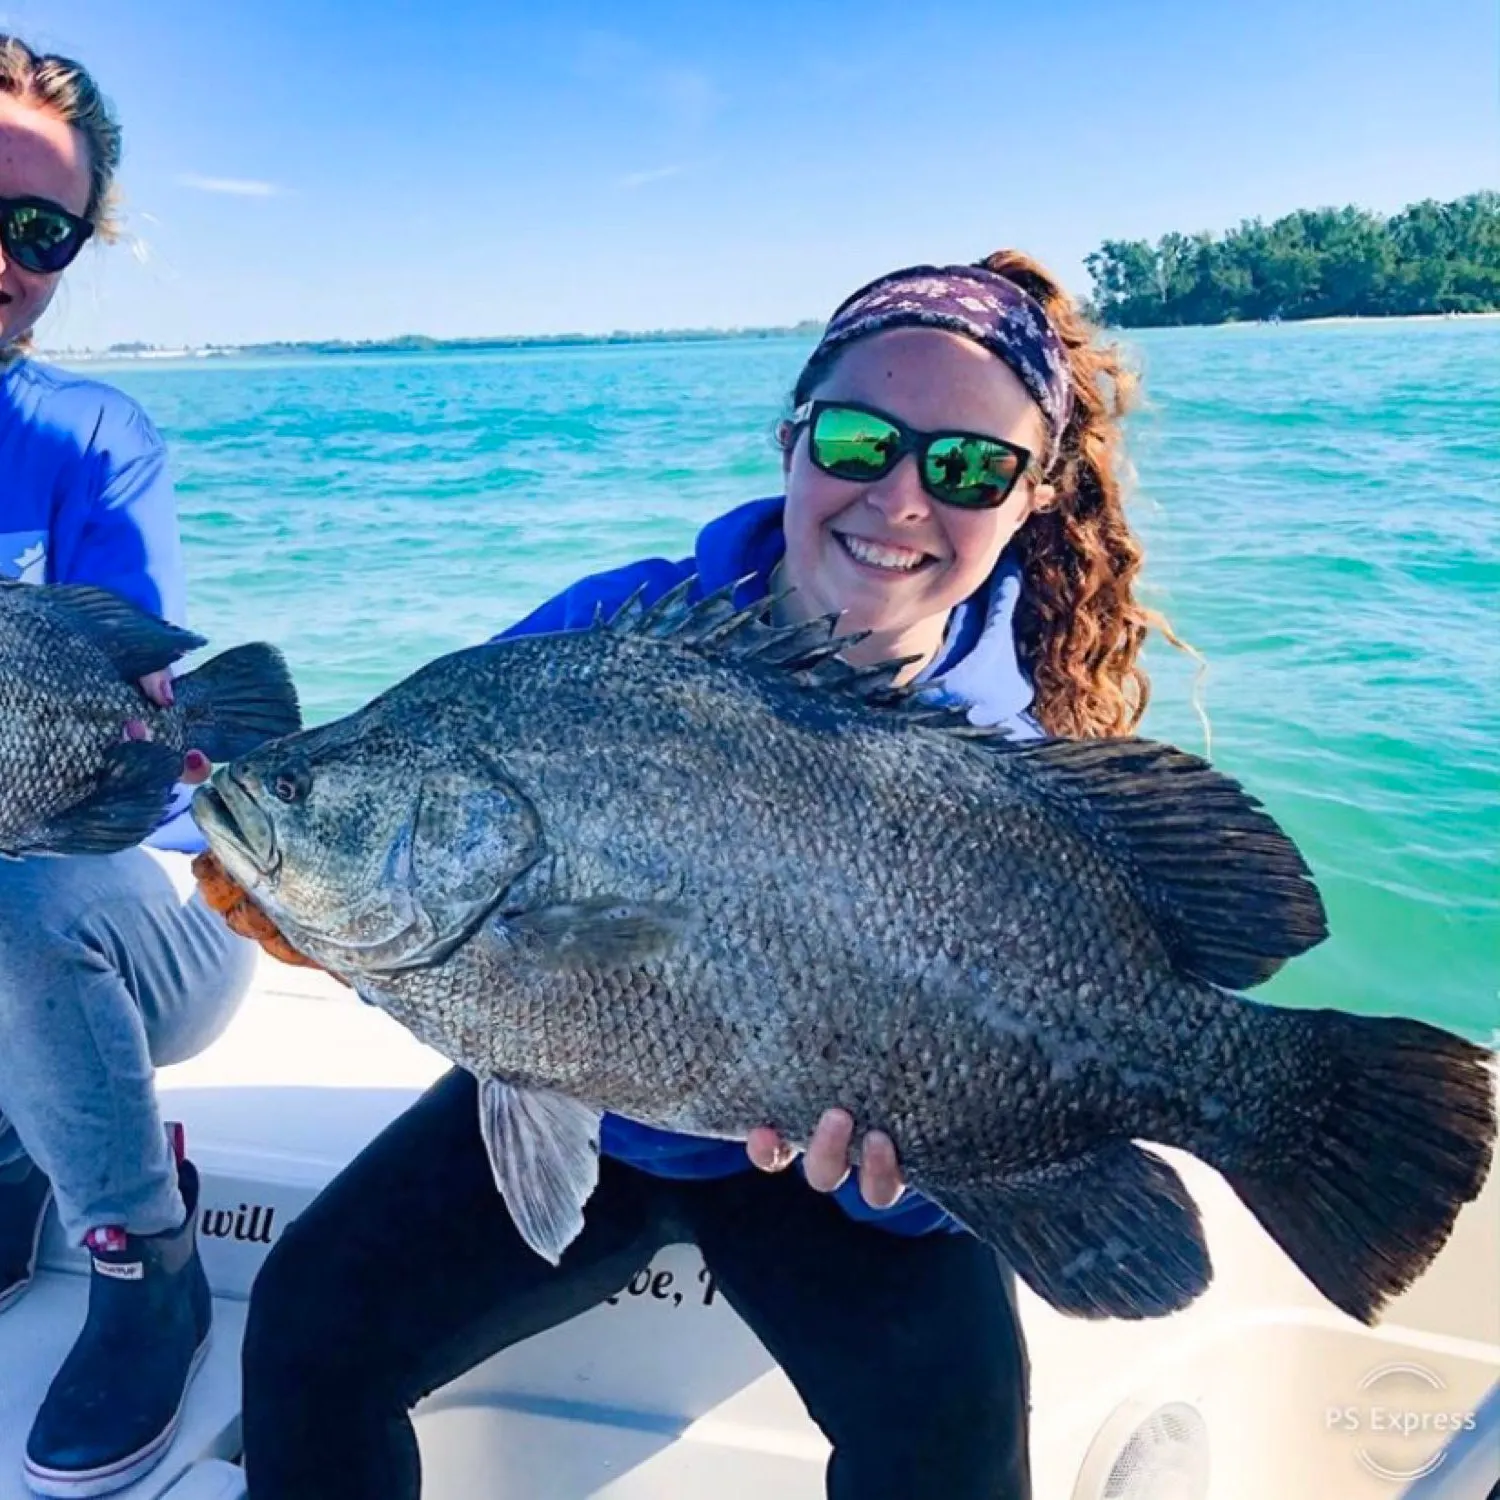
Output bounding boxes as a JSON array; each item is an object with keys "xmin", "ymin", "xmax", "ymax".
[
  {"xmin": 0, "ymin": 358, "xmax": 185, "ymax": 619},
  {"xmin": 0, "ymin": 357, "xmax": 201, "ymax": 850},
  {"xmin": 495, "ymin": 495, "xmax": 1043, "ymax": 1235}
]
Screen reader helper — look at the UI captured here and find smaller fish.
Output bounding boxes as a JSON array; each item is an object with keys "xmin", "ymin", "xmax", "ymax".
[{"xmin": 0, "ymin": 580, "xmax": 302, "ymax": 858}]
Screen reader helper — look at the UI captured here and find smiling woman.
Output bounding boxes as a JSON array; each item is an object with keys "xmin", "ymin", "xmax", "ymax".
[
  {"xmin": 224, "ymin": 252, "xmax": 1194, "ymax": 1500},
  {"xmin": 0, "ymin": 32, "xmax": 263, "ymax": 1500}
]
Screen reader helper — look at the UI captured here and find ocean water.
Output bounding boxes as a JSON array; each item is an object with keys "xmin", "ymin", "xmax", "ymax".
[{"xmin": 87, "ymin": 319, "xmax": 1499, "ymax": 1042}]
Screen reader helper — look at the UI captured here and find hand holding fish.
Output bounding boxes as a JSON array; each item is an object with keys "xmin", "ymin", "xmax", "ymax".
[
  {"xmin": 747, "ymin": 1112, "xmax": 906, "ymax": 1209},
  {"xmin": 133, "ymin": 670, "xmax": 211, "ymax": 784}
]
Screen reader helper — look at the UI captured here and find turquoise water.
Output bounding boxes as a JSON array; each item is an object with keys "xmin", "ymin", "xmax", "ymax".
[{"xmin": 89, "ymin": 319, "xmax": 1499, "ymax": 1042}]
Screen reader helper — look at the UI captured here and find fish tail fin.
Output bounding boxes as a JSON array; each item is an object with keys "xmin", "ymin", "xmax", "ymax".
[
  {"xmin": 175, "ymin": 643, "xmax": 302, "ymax": 762},
  {"xmin": 932, "ymin": 1139, "xmax": 1212, "ymax": 1320},
  {"xmin": 1220, "ymin": 1011, "xmax": 1495, "ymax": 1325}
]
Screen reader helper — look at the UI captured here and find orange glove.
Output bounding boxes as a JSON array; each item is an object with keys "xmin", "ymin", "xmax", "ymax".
[{"xmin": 192, "ymin": 851, "xmax": 347, "ymax": 984}]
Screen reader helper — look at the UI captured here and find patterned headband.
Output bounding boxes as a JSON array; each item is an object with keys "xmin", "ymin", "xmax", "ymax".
[{"xmin": 811, "ymin": 264, "xmax": 1074, "ymax": 467}]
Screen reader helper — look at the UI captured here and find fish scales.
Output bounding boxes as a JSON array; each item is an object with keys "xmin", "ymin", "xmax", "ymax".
[{"xmin": 193, "ymin": 582, "xmax": 1496, "ymax": 1324}]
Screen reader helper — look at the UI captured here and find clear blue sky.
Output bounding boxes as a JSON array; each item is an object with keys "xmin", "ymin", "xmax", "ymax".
[{"xmin": 11, "ymin": 0, "xmax": 1498, "ymax": 348}]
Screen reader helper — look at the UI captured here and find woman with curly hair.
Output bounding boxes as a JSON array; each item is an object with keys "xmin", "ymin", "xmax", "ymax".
[{"xmin": 234, "ymin": 250, "xmax": 1175, "ymax": 1500}]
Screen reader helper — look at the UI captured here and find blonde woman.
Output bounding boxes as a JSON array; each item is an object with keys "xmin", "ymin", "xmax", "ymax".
[{"xmin": 0, "ymin": 34, "xmax": 252, "ymax": 1498}]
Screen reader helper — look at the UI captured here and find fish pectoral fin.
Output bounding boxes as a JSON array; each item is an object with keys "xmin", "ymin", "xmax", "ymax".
[
  {"xmin": 933, "ymin": 1140, "xmax": 1211, "ymax": 1320},
  {"xmin": 43, "ymin": 584, "xmax": 206, "ymax": 679},
  {"xmin": 26, "ymin": 741, "xmax": 181, "ymax": 856},
  {"xmin": 509, "ymin": 898, "xmax": 688, "ymax": 970},
  {"xmin": 478, "ymin": 1077, "xmax": 602, "ymax": 1265}
]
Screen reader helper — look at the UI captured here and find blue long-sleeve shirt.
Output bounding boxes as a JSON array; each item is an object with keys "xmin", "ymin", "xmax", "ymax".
[
  {"xmin": 2, "ymin": 356, "xmax": 202, "ymax": 850},
  {"xmin": 493, "ymin": 495, "xmax": 1043, "ymax": 1235},
  {"xmin": 0, "ymin": 357, "xmax": 185, "ymax": 621}
]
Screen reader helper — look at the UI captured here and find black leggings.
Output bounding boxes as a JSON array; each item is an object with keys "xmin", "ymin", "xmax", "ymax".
[{"xmin": 241, "ymin": 1068, "xmax": 1032, "ymax": 1499}]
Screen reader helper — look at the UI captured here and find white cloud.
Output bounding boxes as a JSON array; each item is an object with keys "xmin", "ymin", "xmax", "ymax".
[
  {"xmin": 616, "ymin": 164, "xmax": 686, "ymax": 191},
  {"xmin": 176, "ymin": 174, "xmax": 282, "ymax": 198}
]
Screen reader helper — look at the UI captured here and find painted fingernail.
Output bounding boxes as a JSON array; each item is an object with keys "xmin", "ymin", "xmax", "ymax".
[
  {"xmin": 123, "ymin": 719, "xmax": 149, "ymax": 741},
  {"xmin": 185, "ymin": 750, "xmax": 209, "ymax": 775}
]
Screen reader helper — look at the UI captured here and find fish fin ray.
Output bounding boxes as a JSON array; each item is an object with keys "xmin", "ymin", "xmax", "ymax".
[
  {"xmin": 999, "ymin": 738, "xmax": 1328, "ymax": 988},
  {"xmin": 23, "ymin": 583, "xmax": 206, "ymax": 678},
  {"xmin": 25, "ymin": 741, "xmax": 180, "ymax": 855},
  {"xmin": 1217, "ymin": 1010, "xmax": 1495, "ymax": 1324},
  {"xmin": 509, "ymin": 897, "xmax": 688, "ymax": 969},
  {"xmin": 603, "ymin": 583, "xmax": 652, "ymax": 631},
  {"xmin": 932, "ymin": 1140, "xmax": 1211, "ymax": 1320},
  {"xmin": 478, "ymin": 1077, "xmax": 601, "ymax": 1264},
  {"xmin": 173, "ymin": 643, "xmax": 303, "ymax": 760},
  {"xmin": 632, "ymin": 577, "xmax": 698, "ymax": 637}
]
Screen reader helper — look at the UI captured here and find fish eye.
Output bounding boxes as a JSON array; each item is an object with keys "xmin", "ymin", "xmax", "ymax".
[{"xmin": 271, "ymin": 766, "xmax": 311, "ymax": 804}]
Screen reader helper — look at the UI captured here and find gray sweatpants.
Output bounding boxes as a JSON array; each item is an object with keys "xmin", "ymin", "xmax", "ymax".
[{"xmin": 0, "ymin": 849, "xmax": 254, "ymax": 1242}]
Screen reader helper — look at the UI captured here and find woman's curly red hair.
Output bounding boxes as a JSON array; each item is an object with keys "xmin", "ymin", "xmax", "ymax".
[{"xmin": 793, "ymin": 248, "xmax": 1187, "ymax": 739}]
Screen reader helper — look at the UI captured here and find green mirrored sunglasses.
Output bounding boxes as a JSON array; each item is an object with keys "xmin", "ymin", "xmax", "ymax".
[{"xmin": 791, "ymin": 400, "xmax": 1037, "ymax": 510}]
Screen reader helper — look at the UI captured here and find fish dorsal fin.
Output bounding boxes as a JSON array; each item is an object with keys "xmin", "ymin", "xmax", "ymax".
[
  {"xmin": 16, "ymin": 583, "xmax": 206, "ymax": 679},
  {"xmin": 595, "ymin": 576, "xmax": 1326, "ymax": 989},
  {"xmin": 597, "ymin": 575, "xmax": 927, "ymax": 713},
  {"xmin": 1001, "ymin": 738, "xmax": 1329, "ymax": 989}
]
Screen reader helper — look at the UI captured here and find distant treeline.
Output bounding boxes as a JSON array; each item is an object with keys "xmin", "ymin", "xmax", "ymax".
[
  {"xmin": 1085, "ymin": 192, "xmax": 1500, "ymax": 327},
  {"xmin": 98, "ymin": 322, "xmax": 824, "ymax": 360}
]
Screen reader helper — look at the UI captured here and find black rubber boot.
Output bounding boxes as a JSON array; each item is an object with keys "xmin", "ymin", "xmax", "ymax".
[
  {"xmin": 24, "ymin": 1159, "xmax": 212, "ymax": 1498},
  {"xmin": 0, "ymin": 1159, "xmax": 53, "ymax": 1314}
]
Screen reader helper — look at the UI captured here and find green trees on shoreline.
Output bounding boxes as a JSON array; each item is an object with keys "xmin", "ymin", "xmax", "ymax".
[{"xmin": 1085, "ymin": 192, "xmax": 1500, "ymax": 327}]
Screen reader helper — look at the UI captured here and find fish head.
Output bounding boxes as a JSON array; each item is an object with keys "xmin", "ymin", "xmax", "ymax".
[{"xmin": 190, "ymin": 712, "xmax": 544, "ymax": 977}]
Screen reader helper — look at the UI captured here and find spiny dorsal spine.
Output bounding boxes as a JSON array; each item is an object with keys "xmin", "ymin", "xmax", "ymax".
[{"xmin": 597, "ymin": 575, "xmax": 956, "ymax": 722}]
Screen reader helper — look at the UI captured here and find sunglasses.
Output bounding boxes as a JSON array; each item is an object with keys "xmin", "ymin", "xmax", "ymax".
[
  {"xmin": 791, "ymin": 400, "xmax": 1037, "ymax": 511},
  {"xmin": 0, "ymin": 196, "xmax": 94, "ymax": 275}
]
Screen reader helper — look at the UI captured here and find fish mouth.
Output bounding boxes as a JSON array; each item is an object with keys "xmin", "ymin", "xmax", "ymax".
[{"xmin": 191, "ymin": 769, "xmax": 281, "ymax": 879}]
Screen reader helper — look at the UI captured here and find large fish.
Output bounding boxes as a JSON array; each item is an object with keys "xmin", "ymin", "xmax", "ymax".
[
  {"xmin": 1, "ymin": 580, "xmax": 301, "ymax": 857},
  {"xmin": 191, "ymin": 582, "xmax": 1495, "ymax": 1323}
]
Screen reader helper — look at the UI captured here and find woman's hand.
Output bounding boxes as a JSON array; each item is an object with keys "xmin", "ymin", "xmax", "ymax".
[
  {"xmin": 132, "ymin": 671, "xmax": 210, "ymax": 783},
  {"xmin": 746, "ymin": 1109, "xmax": 905, "ymax": 1209}
]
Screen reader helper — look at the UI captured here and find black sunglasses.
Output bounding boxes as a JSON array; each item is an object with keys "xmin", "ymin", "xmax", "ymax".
[
  {"xmin": 790, "ymin": 400, "xmax": 1037, "ymax": 510},
  {"xmin": 0, "ymin": 195, "xmax": 94, "ymax": 275}
]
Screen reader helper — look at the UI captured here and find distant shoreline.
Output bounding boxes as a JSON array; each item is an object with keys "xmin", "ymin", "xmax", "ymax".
[
  {"xmin": 44, "ymin": 323, "xmax": 824, "ymax": 364},
  {"xmin": 1125, "ymin": 310, "xmax": 1500, "ymax": 331},
  {"xmin": 41, "ymin": 308, "xmax": 1500, "ymax": 364}
]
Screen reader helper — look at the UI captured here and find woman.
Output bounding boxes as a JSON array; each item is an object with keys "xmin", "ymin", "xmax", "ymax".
[
  {"xmin": 235, "ymin": 251, "xmax": 1165, "ymax": 1499},
  {"xmin": 0, "ymin": 33, "xmax": 255, "ymax": 1499}
]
